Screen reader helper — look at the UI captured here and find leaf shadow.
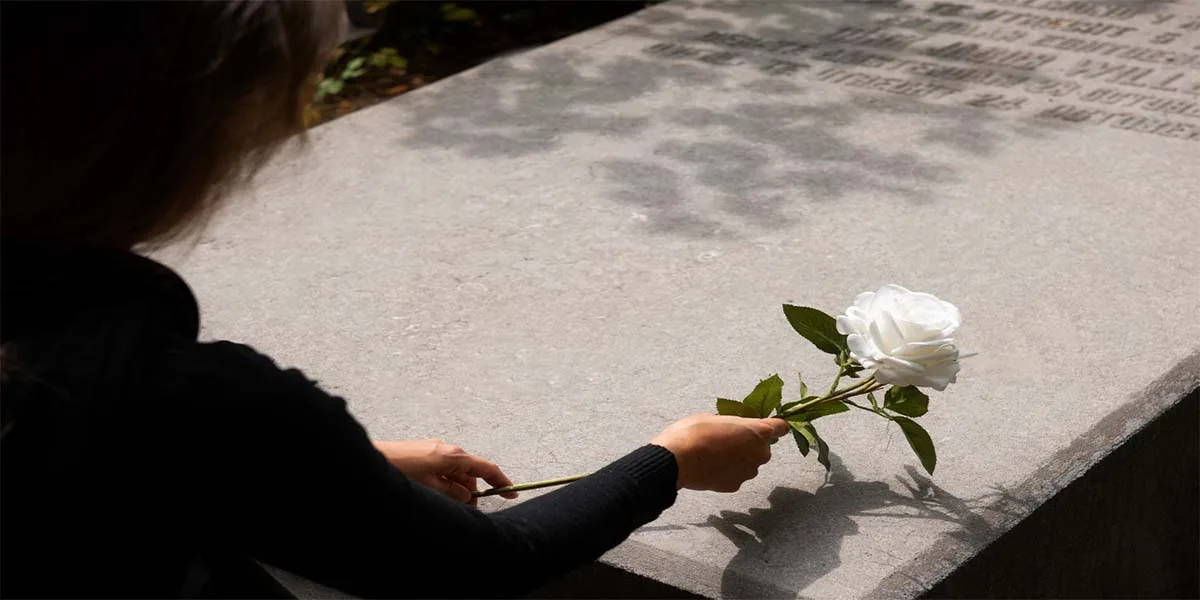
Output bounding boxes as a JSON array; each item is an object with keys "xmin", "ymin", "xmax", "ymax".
[
  {"xmin": 392, "ymin": 0, "xmax": 1082, "ymax": 239},
  {"xmin": 639, "ymin": 456, "xmax": 1030, "ymax": 598}
]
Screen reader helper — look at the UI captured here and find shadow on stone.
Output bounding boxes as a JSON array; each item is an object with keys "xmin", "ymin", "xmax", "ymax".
[
  {"xmin": 393, "ymin": 0, "xmax": 1074, "ymax": 238},
  {"xmin": 698, "ymin": 455, "xmax": 1010, "ymax": 598},
  {"xmin": 920, "ymin": 389, "xmax": 1200, "ymax": 599}
]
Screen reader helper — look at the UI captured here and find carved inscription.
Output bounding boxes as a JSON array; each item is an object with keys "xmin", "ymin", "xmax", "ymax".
[{"xmin": 640, "ymin": 0, "xmax": 1200, "ymax": 142}]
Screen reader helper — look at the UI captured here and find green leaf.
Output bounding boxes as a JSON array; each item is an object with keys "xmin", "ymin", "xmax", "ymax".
[
  {"xmin": 790, "ymin": 401, "xmax": 850, "ymax": 422},
  {"xmin": 812, "ymin": 424, "xmax": 832, "ymax": 471},
  {"xmin": 347, "ymin": 57, "xmax": 366, "ymax": 70},
  {"xmin": 783, "ymin": 305, "xmax": 847, "ymax": 355},
  {"xmin": 788, "ymin": 420, "xmax": 814, "ymax": 456},
  {"xmin": 441, "ymin": 3, "xmax": 478, "ymax": 21},
  {"xmin": 787, "ymin": 419, "xmax": 832, "ymax": 470},
  {"xmin": 743, "ymin": 374, "xmax": 784, "ymax": 418},
  {"xmin": 789, "ymin": 420, "xmax": 832, "ymax": 470},
  {"xmin": 798, "ymin": 373, "xmax": 808, "ymax": 399},
  {"xmin": 885, "ymin": 386, "xmax": 929, "ymax": 417},
  {"xmin": 389, "ymin": 56, "xmax": 408, "ymax": 70},
  {"xmin": 716, "ymin": 398, "xmax": 752, "ymax": 417},
  {"xmin": 318, "ymin": 78, "xmax": 344, "ymax": 96},
  {"xmin": 893, "ymin": 417, "xmax": 937, "ymax": 475}
]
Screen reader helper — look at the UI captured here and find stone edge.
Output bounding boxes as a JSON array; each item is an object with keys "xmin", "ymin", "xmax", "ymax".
[{"xmin": 597, "ymin": 351, "xmax": 1200, "ymax": 598}]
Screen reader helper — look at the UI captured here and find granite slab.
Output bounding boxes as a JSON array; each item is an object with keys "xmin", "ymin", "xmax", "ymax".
[{"xmin": 162, "ymin": 0, "xmax": 1200, "ymax": 596}]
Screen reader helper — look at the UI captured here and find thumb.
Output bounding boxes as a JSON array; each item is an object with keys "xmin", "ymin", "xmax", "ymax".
[{"xmin": 755, "ymin": 417, "xmax": 791, "ymax": 440}]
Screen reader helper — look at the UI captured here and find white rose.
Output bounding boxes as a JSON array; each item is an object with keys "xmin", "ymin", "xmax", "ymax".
[{"xmin": 835, "ymin": 285, "xmax": 964, "ymax": 391}]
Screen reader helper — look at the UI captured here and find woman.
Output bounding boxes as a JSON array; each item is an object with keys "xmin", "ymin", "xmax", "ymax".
[{"xmin": 0, "ymin": 3, "xmax": 789, "ymax": 598}]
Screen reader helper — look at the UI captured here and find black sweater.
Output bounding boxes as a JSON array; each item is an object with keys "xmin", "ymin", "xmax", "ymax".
[{"xmin": 0, "ymin": 244, "xmax": 678, "ymax": 598}]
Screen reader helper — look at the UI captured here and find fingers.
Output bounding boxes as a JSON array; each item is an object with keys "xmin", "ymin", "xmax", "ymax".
[
  {"xmin": 434, "ymin": 476, "xmax": 473, "ymax": 504},
  {"xmin": 460, "ymin": 454, "xmax": 519, "ymax": 499},
  {"xmin": 448, "ymin": 473, "xmax": 480, "ymax": 506}
]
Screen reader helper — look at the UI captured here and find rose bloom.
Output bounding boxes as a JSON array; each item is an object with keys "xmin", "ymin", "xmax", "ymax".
[{"xmin": 836, "ymin": 285, "xmax": 964, "ymax": 391}]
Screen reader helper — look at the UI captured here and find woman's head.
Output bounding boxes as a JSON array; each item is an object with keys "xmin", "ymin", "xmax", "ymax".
[{"xmin": 1, "ymin": 1, "xmax": 344, "ymax": 250}]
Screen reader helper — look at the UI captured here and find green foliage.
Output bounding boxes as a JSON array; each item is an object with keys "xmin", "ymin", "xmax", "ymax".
[
  {"xmin": 315, "ymin": 78, "xmax": 344, "ymax": 101},
  {"xmin": 344, "ymin": 57, "xmax": 367, "ymax": 77},
  {"xmin": 743, "ymin": 375, "xmax": 783, "ymax": 418},
  {"xmin": 884, "ymin": 386, "xmax": 929, "ymax": 417},
  {"xmin": 708, "ymin": 306, "xmax": 947, "ymax": 478},
  {"xmin": 716, "ymin": 398, "xmax": 751, "ymax": 417},
  {"xmin": 788, "ymin": 401, "xmax": 850, "ymax": 422},
  {"xmin": 893, "ymin": 416, "xmax": 937, "ymax": 474},
  {"xmin": 314, "ymin": 47, "xmax": 408, "ymax": 103},
  {"xmin": 790, "ymin": 421, "xmax": 832, "ymax": 470},
  {"xmin": 787, "ymin": 419, "xmax": 832, "ymax": 470},
  {"xmin": 788, "ymin": 419, "xmax": 813, "ymax": 456},
  {"xmin": 440, "ymin": 3, "xmax": 479, "ymax": 21},
  {"xmin": 783, "ymin": 305, "xmax": 847, "ymax": 355},
  {"xmin": 368, "ymin": 47, "xmax": 408, "ymax": 70},
  {"xmin": 838, "ymin": 349, "xmax": 866, "ymax": 378},
  {"xmin": 717, "ymin": 374, "xmax": 783, "ymax": 418}
]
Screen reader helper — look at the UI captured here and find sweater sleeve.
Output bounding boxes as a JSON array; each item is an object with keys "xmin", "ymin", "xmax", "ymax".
[{"xmin": 175, "ymin": 341, "xmax": 678, "ymax": 599}]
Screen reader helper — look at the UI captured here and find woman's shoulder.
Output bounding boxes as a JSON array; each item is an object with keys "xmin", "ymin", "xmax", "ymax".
[{"xmin": 166, "ymin": 340, "xmax": 352, "ymax": 420}]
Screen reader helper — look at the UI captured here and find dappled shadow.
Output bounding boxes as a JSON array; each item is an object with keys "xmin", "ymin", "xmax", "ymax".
[{"xmin": 397, "ymin": 0, "xmax": 1079, "ymax": 237}]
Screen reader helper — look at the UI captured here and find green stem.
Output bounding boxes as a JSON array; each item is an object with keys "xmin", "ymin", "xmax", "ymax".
[
  {"xmin": 472, "ymin": 473, "xmax": 588, "ymax": 498},
  {"xmin": 779, "ymin": 376, "xmax": 881, "ymax": 419},
  {"xmin": 826, "ymin": 367, "xmax": 844, "ymax": 397},
  {"xmin": 476, "ymin": 376, "xmax": 890, "ymax": 497},
  {"xmin": 842, "ymin": 399, "xmax": 872, "ymax": 412},
  {"xmin": 826, "ymin": 377, "xmax": 879, "ymax": 402}
]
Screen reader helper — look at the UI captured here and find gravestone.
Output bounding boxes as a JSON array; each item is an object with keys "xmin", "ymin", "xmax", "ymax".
[{"xmin": 165, "ymin": 0, "xmax": 1200, "ymax": 596}]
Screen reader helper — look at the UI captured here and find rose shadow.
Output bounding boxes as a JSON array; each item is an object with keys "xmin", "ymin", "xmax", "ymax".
[{"xmin": 636, "ymin": 454, "xmax": 1019, "ymax": 598}]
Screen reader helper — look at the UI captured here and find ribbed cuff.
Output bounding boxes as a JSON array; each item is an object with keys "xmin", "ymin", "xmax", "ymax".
[{"xmin": 597, "ymin": 444, "xmax": 679, "ymax": 518}]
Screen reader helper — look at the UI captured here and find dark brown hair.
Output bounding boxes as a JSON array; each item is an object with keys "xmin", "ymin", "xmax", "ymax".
[{"xmin": 1, "ymin": 1, "xmax": 344, "ymax": 250}]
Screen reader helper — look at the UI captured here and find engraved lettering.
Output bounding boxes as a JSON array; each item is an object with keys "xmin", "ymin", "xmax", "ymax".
[
  {"xmin": 976, "ymin": 0, "xmax": 1140, "ymax": 20},
  {"xmin": 970, "ymin": 9, "xmax": 1139, "ymax": 38},
  {"xmin": 964, "ymin": 92, "xmax": 1028, "ymax": 110},
  {"xmin": 926, "ymin": 2, "xmax": 973, "ymax": 16},
  {"xmin": 643, "ymin": 42, "xmax": 704, "ymax": 59},
  {"xmin": 824, "ymin": 27, "xmax": 927, "ymax": 50},
  {"xmin": 699, "ymin": 51, "xmax": 746, "ymax": 66},
  {"xmin": 1037, "ymin": 104, "xmax": 1200, "ymax": 141},
  {"xmin": 1079, "ymin": 87, "xmax": 1200, "ymax": 119},
  {"xmin": 759, "ymin": 59, "xmax": 809, "ymax": 75},
  {"xmin": 697, "ymin": 31, "xmax": 810, "ymax": 55},
  {"xmin": 813, "ymin": 67, "xmax": 961, "ymax": 99},
  {"xmin": 1066, "ymin": 59, "xmax": 1200, "ymax": 95},
  {"xmin": 923, "ymin": 41, "xmax": 1057, "ymax": 70},
  {"xmin": 1031, "ymin": 35, "xmax": 1200, "ymax": 69}
]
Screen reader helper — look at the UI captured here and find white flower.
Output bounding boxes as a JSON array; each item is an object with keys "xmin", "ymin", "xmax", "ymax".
[{"xmin": 835, "ymin": 285, "xmax": 964, "ymax": 391}]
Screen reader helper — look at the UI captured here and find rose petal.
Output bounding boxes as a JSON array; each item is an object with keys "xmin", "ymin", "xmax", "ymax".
[
  {"xmin": 873, "ymin": 310, "xmax": 907, "ymax": 353},
  {"xmin": 846, "ymin": 333, "xmax": 879, "ymax": 362},
  {"xmin": 892, "ymin": 340, "xmax": 958, "ymax": 361},
  {"xmin": 852, "ymin": 291, "xmax": 876, "ymax": 312},
  {"xmin": 879, "ymin": 354, "xmax": 926, "ymax": 374},
  {"xmin": 870, "ymin": 285, "xmax": 905, "ymax": 313}
]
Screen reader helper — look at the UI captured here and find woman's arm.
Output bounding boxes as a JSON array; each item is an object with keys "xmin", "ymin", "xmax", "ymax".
[{"xmin": 176, "ymin": 341, "xmax": 678, "ymax": 599}]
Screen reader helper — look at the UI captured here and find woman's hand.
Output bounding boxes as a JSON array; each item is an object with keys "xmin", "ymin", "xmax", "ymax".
[
  {"xmin": 650, "ymin": 414, "xmax": 789, "ymax": 492},
  {"xmin": 373, "ymin": 440, "xmax": 518, "ymax": 504}
]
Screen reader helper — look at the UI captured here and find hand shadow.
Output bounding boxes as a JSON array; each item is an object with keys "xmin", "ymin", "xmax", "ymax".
[{"xmin": 704, "ymin": 453, "xmax": 1012, "ymax": 599}]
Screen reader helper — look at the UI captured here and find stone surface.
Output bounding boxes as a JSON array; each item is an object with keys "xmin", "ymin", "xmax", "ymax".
[{"xmin": 161, "ymin": 0, "xmax": 1200, "ymax": 597}]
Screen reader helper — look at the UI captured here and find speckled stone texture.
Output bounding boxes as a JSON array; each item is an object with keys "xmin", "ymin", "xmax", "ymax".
[{"xmin": 161, "ymin": 0, "xmax": 1200, "ymax": 596}]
